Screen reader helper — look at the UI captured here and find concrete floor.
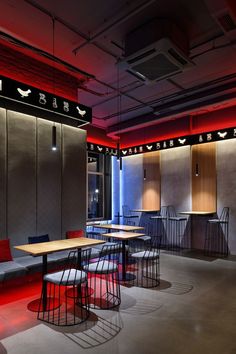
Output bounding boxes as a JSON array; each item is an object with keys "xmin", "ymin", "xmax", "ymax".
[{"xmin": 0, "ymin": 251, "xmax": 236, "ymax": 354}]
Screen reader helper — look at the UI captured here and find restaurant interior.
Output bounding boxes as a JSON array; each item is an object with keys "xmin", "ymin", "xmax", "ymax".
[{"xmin": 0, "ymin": 1, "xmax": 236, "ymax": 354}]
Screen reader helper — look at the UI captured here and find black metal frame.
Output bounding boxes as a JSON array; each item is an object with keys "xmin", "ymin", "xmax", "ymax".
[
  {"xmin": 37, "ymin": 249, "xmax": 91, "ymax": 326},
  {"xmin": 85, "ymin": 244, "xmax": 122, "ymax": 309},
  {"xmin": 130, "ymin": 236, "xmax": 162, "ymax": 288},
  {"xmin": 204, "ymin": 207, "xmax": 229, "ymax": 257}
]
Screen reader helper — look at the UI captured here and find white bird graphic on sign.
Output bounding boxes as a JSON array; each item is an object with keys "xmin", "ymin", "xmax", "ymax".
[
  {"xmin": 76, "ymin": 106, "xmax": 86, "ymax": 117},
  {"xmin": 17, "ymin": 88, "xmax": 31, "ymax": 98},
  {"xmin": 146, "ymin": 145, "xmax": 153, "ymax": 150},
  {"xmin": 217, "ymin": 131, "xmax": 227, "ymax": 138},
  {"xmin": 178, "ymin": 138, "xmax": 186, "ymax": 144}
]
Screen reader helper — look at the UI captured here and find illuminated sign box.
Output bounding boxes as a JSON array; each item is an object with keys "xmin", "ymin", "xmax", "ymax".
[{"xmin": 0, "ymin": 75, "xmax": 92, "ymax": 127}]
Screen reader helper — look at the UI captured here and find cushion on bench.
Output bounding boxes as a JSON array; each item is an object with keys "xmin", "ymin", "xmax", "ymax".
[
  {"xmin": 0, "ymin": 261, "xmax": 27, "ymax": 281},
  {"xmin": 0, "ymin": 239, "xmax": 13, "ymax": 262}
]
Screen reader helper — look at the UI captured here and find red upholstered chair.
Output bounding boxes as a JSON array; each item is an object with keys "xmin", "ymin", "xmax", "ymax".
[{"xmin": 66, "ymin": 229, "xmax": 84, "ymax": 239}]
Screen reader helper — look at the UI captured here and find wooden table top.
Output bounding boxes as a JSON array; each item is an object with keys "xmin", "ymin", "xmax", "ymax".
[
  {"xmin": 179, "ymin": 211, "xmax": 216, "ymax": 215},
  {"xmin": 94, "ymin": 224, "xmax": 144, "ymax": 231},
  {"xmin": 131, "ymin": 209, "xmax": 159, "ymax": 213},
  {"xmin": 102, "ymin": 231, "xmax": 145, "ymax": 240},
  {"xmin": 14, "ymin": 237, "xmax": 106, "ymax": 256},
  {"xmin": 86, "ymin": 221, "xmax": 101, "ymax": 226}
]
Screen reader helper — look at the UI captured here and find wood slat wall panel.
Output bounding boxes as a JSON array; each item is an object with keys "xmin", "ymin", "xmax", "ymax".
[
  {"xmin": 192, "ymin": 143, "xmax": 216, "ymax": 211},
  {"xmin": 142, "ymin": 151, "xmax": 160, "ymax": 210}
]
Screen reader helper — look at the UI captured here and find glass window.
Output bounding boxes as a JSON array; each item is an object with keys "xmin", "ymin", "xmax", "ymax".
[
  {"xmin": 88, "ymin": 153, "xmax": 103, "ymax": 173},
  {"xmin": 87, "ymin": 152, "xmax": 111, "ymax": 220},
  {"xmin": 87, "ymin": 152, "xmax": 104, "ymax": 219},
  {"xmin": 88, "ymin": 174, "xmax": 103, "ymax": 219}
]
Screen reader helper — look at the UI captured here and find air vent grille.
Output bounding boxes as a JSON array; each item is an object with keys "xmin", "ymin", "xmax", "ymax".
[
  {"xmin": 127, "ymin": 49, "xmax": 156, "ymax": 65},
  {"xmin": 132, "ymin": 53, "xmax": 180, "ymax": 81},
  {"xmin": 217, "ymin": 12, "xmax": 236, "ymax": 32}
]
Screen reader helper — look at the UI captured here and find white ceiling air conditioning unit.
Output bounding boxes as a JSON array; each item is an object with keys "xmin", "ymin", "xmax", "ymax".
[{"xmin": 117, "ymin": 18, "xmax": 194, "ymax": 84}]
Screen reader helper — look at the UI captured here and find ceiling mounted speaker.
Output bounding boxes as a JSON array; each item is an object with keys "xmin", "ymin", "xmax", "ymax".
[{"xmin": 117, "ymin": 18, "xmax": 194, "ymax": 84}]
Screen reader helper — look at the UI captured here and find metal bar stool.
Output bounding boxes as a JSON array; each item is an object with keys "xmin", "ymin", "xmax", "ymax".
[
  {"xmin": 130, "ymin": 235, "xmax": 162, "ymax": 288},
  {"xmin": 204, "ymin": 207, "xmax": 229, "ymax": 257},
  {"xmin": 122, "ymin": 205, "xmax": 139, "ymax": 226},
  {"xmin": 150, "ymin": 206, "xmax": 168, "ymax": 248},
  {"xmin": 167, "ymin": 206, "xmax": 188, "ymax": 250}
]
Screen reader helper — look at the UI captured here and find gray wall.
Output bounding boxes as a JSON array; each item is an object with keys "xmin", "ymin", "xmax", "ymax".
[
  {"xmin": 0, "ymin": 108, "xmax": 87, "ymax": 257},
  {"xmin": 217, "ymin": 140, "xmax": 236, "ymax": 254},
  {"xmin": 119, "ymin": 143, "xmax": 236, "ymax": 254},
  {"xmin": 161, "ymin": 146, "xmax": 191, "ymax": 211}
]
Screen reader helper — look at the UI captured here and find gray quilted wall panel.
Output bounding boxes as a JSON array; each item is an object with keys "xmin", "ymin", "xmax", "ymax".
[
  {"xmin": 7, "ymin": 110, "xmax": 37, "ymax": 256},
  {"xmin": 0, "ymin": 108, "xmax": 7, "ymax": 238},
  {"xmin": 62, "ymin": 125, "xmax": 87, "ymax": 237},
  {"xmin": 37, "ymin": 119, "xmax": 62, "ymax": 241},
  {"xmin": 0, "ymin": 108, "xmax": 87, "ymax": 255}
]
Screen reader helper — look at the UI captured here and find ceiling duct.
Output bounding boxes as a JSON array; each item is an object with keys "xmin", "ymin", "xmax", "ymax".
[
  {"xmin": 117, "ymin": 18, "xmax": 194, "ymax": 84},
  {"xmin": 205, "ymin": 0, "xmax": 236, "ymax": 41}
]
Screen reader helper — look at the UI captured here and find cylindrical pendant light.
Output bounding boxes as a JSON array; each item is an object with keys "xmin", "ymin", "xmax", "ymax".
[
  {"xmin": 52, "ymin": 125, "xmax": 57, "ymax": 151},
  {"xmin": 144, "ymin": 168, "xmax": 147, "ymax": 180},
  {"xmin": 195, "ymin": 163, "xmax": 199, "ymax": 177}
]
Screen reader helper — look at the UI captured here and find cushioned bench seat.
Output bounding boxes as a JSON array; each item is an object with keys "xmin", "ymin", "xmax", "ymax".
[
  {"xmin": 13, "ymin": 255, "xmax": 57, "ymax": 273},
  {"xmin": 0, "ymin": 235, "xmax": 104, "ymax": 282},
  {"xmin": 0, "ymin": 261, "xmax": 27, "ymax": 281},
  {"xmin": 0, "ymin": 255, "xmax": 60, "ymax": 281},
  {"xmin": 48, "ymin": 251, "xmax": 71, "ymax": 262},
  {"xmin": 0, "ymin": 272, "xmax": 5, "ymax": 282}
]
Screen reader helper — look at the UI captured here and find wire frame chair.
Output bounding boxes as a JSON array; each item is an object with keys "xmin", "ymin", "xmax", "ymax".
[
  {"xmin": 122, "ymin": 205, "xmax": 139, "ymax": 225},
  {"xmin": 130, "ymin": 235, "xmax": 162, "ymax": 288},
  {"xmin": 84, "ymin": 244, "xmax": 122, "ymax": 309},
  {"xmin": 37, "ymin": 249, "xmax": 91, "ymax": 326},
  {"xmin": 204, "ymin": 207, "xmax": 229, "ymax": 256}
]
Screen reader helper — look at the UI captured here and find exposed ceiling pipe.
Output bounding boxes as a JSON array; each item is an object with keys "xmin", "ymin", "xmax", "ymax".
[
  {"xmin": 72, "ymin": 0, "xmax": 157, "ymax": 54},
  {"xmin": 0, "ymin": 28, "xmax": 151, "ymax": 105},
  {"xmin": 0, "ymin": 30, "xmax": 94, "ymax": 80},
  {"xmin": 21, "ymin": 0, "xmax": 155, "ymax": 107},
  {"xmin": 24, "ymin": 0, "xmax": 119, "ymax": 59},
  {"xmin": 94, "ymin": 77, "xmax": 153, "ymax": 108},
  {"xmin": 14, "ymin": 0, "xmax": 235, "ymax": 115},
  {"xmin": 94, "ymin": 72, "xmax": 236, "ymax": 120},
  {"xmin": 107, "ymin": 91, "xmax": 236, "ymax": 137},
  {"xmin": 91, "ymin": 82, "xmax": 144, "ymax": 109}
]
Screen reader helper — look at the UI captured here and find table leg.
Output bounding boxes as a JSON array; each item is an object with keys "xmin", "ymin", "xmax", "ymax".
[
  {"xmin": 118, "ymin": 240, "xmax": 135, "ymax": 281},
  {"xmin": 122, "ymin": 240, "xmax": 126, "ymax": 279},
  {"xmin": 42, "ymin": 254, "xmax": 48, "ymax": 311},
  {"xmin": 77, "ymin": 249, "xmax": 82, "ymax": 295}
]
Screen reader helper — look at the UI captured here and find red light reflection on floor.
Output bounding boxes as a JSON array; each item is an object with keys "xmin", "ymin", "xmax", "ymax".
[{"xmin": 0, "ymin": 275, "xmax": 42, "ymax": 306}]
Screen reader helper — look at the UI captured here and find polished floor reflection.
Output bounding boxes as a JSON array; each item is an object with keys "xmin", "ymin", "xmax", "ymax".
[{"xmin": 0, "ymin": 251, "xmax": 236, "ymax": 354}]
